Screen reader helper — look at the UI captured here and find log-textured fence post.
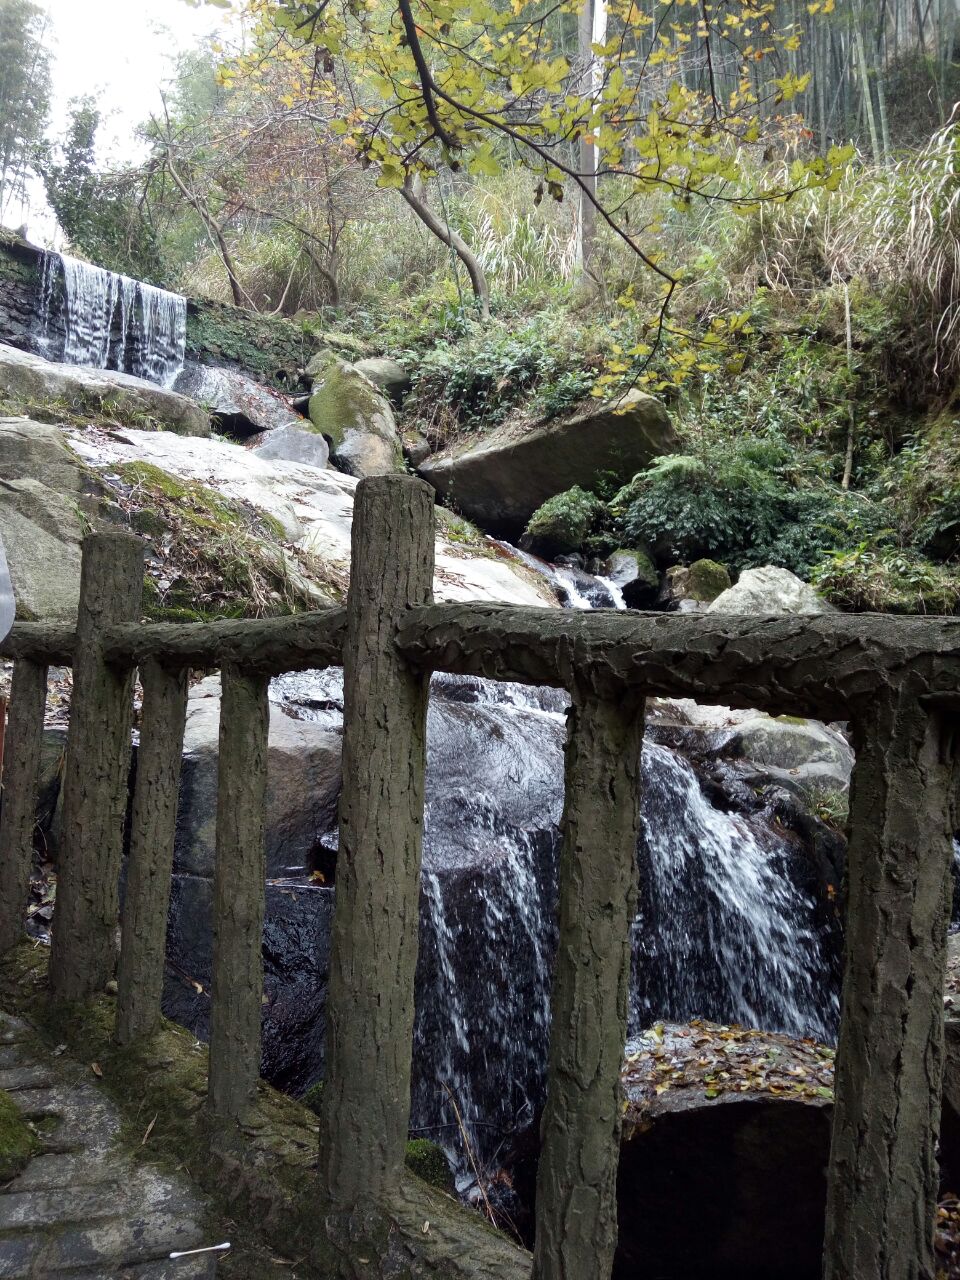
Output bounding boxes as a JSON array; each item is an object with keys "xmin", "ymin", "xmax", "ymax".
[
  {"xmin": 0, "ymin": 659, "xmax": 48, "ymax": 952},
  {"xmin": 207, "ymin": 663, "xmax": 270, "ymax": 1122},
  {"xmin": 50, "ymin": 532, "xmax": 143, "ymax": 1001},
  {"xmin": 533, "ymin": 686, "xmax": 646, "ymax": 1280},
  {"xmin": 115, "ymin": 659, "xmax": 189, "ymax": 1046},
  {"xmin": 824, "ymin": 686, "xmax": 959, "ymax": 1280},
  {"xmin": 318, "ymin": 474, "xmax": 434, "ymax": 1208}
]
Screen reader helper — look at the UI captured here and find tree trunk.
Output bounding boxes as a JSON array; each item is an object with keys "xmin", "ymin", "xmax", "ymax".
[
  {"xmin": 50, "ymin": 533, "xmax": 143, "ymax": 1002},
  {"xmin": 533, "ymin": 686, "xmax": 646, "ymax": 1280},
  {"xmin": 318, "ymin": 475, "xmax": 435, "ymax": 1209},
  {"xmin": 824, "ymin": 687, "xmax": 959, "ymax": 1280},
  {"xmin": 401, "ymin": 177, "xmax": 490, "ymax": 320}
]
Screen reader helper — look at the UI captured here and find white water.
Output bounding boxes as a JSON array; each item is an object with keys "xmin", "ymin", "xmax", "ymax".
[{"xmin": 38, "ymin": 252, "xmax": 187, "ymax": 388}]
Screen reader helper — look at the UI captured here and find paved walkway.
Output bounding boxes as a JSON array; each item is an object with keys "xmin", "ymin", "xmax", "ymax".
[{"xmin": 0, "ymin": 1010, "xmax": 218, "ymax": 1279}]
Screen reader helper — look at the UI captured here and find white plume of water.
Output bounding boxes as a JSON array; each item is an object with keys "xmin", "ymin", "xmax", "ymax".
[
  {"xmin": 38, "ymin": 251, "xmax": 187, "ymax": 388},
  {"xmin": 633, "ymin": 741, "xmax": 839, "ymax": 1043}
]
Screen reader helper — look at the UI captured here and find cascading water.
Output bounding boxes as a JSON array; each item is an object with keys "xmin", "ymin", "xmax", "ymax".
[
  {"xmin": 37, "ymin": 251, "xmax": 187, "ymax": 388},
  {"xmin": 632, "ymin": 743, "xmax": 839, "ymax": 1044},
  {"xmin": 165, "ymin": 558, "xmax": 842, "ymax": 1191}
]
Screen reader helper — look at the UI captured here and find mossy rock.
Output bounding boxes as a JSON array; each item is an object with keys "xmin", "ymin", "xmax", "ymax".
[
  {"xmin": 524, "ymin": 486, "xmax": 605, "ymax": 557},
  {"xmin": 308, "ymin": 359, "xmax": 403, "ymax": 477},
  {"xmin": 686, "ymin": 559, "xmax": 732, "ymax": 603},
  {"xmin": 405, "ymin": 1139, "xmax": 454, "ymax": 1193},
  {"xmin": 0, "ymin": 1088, "xmax": 39, "ymax": 1182}
]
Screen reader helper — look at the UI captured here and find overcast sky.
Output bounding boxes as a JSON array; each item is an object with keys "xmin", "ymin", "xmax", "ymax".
[{"xmin": 16, "ymin": 0, "xmax": 235, "ymax": 240}]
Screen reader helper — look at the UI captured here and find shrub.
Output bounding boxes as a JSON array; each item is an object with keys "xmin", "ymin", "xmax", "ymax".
[
  {"xmin": 614, "ymin": 453, "xmax": 783, "ymax": 569},
  {"xmin": 615, "ymin": 443, "xmax": 895, "ymax": 576},
  {"xmin": 811, "ymin": 545, "xmax": 960, "ymax": 614},
  {"xmin": 524, "ymin": 487, "xmax": 605, "ymax": 557}
]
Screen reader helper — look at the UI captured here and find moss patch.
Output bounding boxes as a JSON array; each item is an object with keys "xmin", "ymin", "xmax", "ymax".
[
  {"xmin": 686, "ymin": 559, "xmax": 732, "ymax": 603},
  {"xmin": 103, "ymin": 460, "xmax": 345, "ymax": 618},
  {"xmin": 405, "ymin": 1139, "xmax": 454, "ymax": 1193},
  {"xmin": 0, "ymin": 1088, "xmax": 40, "ymax": 1182}
]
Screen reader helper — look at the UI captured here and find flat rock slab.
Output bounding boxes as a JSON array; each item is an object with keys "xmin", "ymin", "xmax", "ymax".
[
  {"xmin": 0, "ymin": 344, "xmax": 210, "ymax": 439},
  {"xmin": 0, "ymin": 1011, "xmax": 214, "ymax": 1278}
]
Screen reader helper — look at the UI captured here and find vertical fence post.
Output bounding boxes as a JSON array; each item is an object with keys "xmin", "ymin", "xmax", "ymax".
[
  {"xmin": 0, "ymin": 660, "xmax": 48, "ymax": 953},
  {"xmin": 206, "ymin": 663, "xmax": 270, "ymax": 1123},
  {"xmin": 533, "ymin": 686, "xmax": 646, "ymax": 1280},
  {"xmin": 115, "ymin": 659, "xmax": 189, "ymax": 1046},
  {"xmin": 824, "ymin": 688, "xmax": 958, "ymax": 1280},
  {"xmin": 50, "ymin": 532, "xmax": 143, "ymax": 1002},
  {"xmin": 318, "ymin": 474, "xmax": 434, "ymax": 1208}
]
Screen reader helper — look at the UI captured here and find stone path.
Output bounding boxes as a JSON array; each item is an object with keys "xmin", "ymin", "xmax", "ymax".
[{"xmin": 0, "ymin": 1011, "xmax": 219, "ymax": 1279}]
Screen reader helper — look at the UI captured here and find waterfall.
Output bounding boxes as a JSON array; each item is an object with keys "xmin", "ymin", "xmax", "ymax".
[
  {"xmin": 632, "ymin": 743, "xmax": 839, "ymax": 1044},
  {"xmin": 37, "ymin": 251, "xmax": 187, "ymax": 388}
]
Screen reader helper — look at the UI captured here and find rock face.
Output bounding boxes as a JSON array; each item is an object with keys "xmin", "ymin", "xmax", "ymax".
[
  {"xmin": 708, "ymin": 566, "xmax": 834, "ymax": 615},
  {"xmin": 419, "ymin": 390, "xmax": 677, "ymax": 533},
  {"xmin": 0, "ymin": 344, "xmax": 210, "ymax": 438},
  {"xmin": 308, "ymin": 357, "xmax": 402, "ymax": 477},
  {"xmin": 604, "ymin": 548, "xmax": 659, "ymax": 609},
  {"xmin": 0, "ymin": 418, "xmax": 110, "ymax": 620},
  {"xmin": 68, "ymin": 427, "xmax": 556, "ymax": 608},
  {"xmin": 174, "ymin": 362, "xmax": 303, "ymax": 436},
  {"xmin": 173, "ymin": 676, "xmax": 342, "ymax": 881},
  {"xmin": 250, "ymin": 423, "xmax": 330, "ymax": 470},
  {"xmin": 352, "ymin": 356, "xmax": 411, "ymax": 404}
]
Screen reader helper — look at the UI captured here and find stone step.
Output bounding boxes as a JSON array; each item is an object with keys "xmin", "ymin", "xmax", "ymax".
[
  {"xmin": 11, "ymin": 1152, "xmax": 117, "ymax": 1193},
  {"xmin": 0, "ymin": 1213, "xmax": 208, "ymax": 1278},
  {"xmin": 0, "ymin": 1065, "xmax": 59, "ymax": 1092}
]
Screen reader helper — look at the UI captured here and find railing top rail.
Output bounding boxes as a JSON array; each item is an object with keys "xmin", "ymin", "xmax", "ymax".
[
  {"xmin": 4, "ymin": 602, "xmax": 960, "ymax": 718},
  {"xmin": 396, "ymin": 604, "xmax": 960, "ymax": 719}
]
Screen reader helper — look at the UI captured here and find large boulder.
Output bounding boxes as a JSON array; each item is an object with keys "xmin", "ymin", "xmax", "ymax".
[
  {"xmin": 174, "ymin": 362, "xmax": 302, "ymax": 437},
  {"xmin": 418, "ymin": 390, "xmax": 677, "ymax": 533},
  {"xmin": 708, "ymin": 566, "xmax": 835, "ymax": 615},
  {"xmin": 659, "ymin": 559, "xmax": 731, "ymax": 611},
  {"xmin": 68, "ymin": 427, "xmax": 556, "ymax": 607},
  {"xmin": 352, "ymin": 356, "xmax": 411, "ymax": 404},
  {"xmin": 173, "ymin": 676, "xmax": 342, "ymax": 881},
  {"xmin": 604, "ymin": 548, "xmax": 659, "ymax": 609},
  {"xmin": 0, "ymin": 418, "xmax": 110, "ymax": 619},
  {"xmin": 308, "ymin": 358, "xmax": 402, "ymax": 477},
  {"xmin": 613, "ymin": 1022, "xmax": 834, "ymax": 1280},
  {"xmin": 0, "ymin": 343, "xmax": 210, "ymax": 437},
  {"xmin": 250, "ymin": 423, "xmax": 330, "ymax": 471}
]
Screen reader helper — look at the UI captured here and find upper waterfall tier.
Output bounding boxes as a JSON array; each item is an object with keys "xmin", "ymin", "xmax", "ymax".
[{"xmin": 38, "ymin": 252, "xmax": 186, "ymax": 389}]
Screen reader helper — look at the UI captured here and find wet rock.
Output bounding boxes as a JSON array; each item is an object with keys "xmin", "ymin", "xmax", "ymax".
[
  {"xmin": 0, "ymin": 343, "xmax": 210, "ymax": 437},
  {"xmin": 164, "ymin": 877, "xmax": 335, "ymax": 1095},
  {"xmin": 604, "ymin": 548, "xmax": 659, "ymax": 609},
  {"xmin": 308, "ymin": 357, "xmax": 402, "ymax": 477},
  {"xmin": 174, "ymin": 361, "xmax": 302, "ymax": 437},
  {"xmin": 419, "ymin": 390, "xmax": 677, "ymax": 534},
  {"xmin": 250, "ymin": 423, "xmax": 330, "ymax": 470},
  {"xmin": 708, "ymin": 566, "xmax": 834, "ymax": 615}
]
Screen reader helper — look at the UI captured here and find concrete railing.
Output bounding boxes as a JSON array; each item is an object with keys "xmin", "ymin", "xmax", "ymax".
[{"xmin": 1, "ymin": 473, "xmax": 958, "ymax": 1280}]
